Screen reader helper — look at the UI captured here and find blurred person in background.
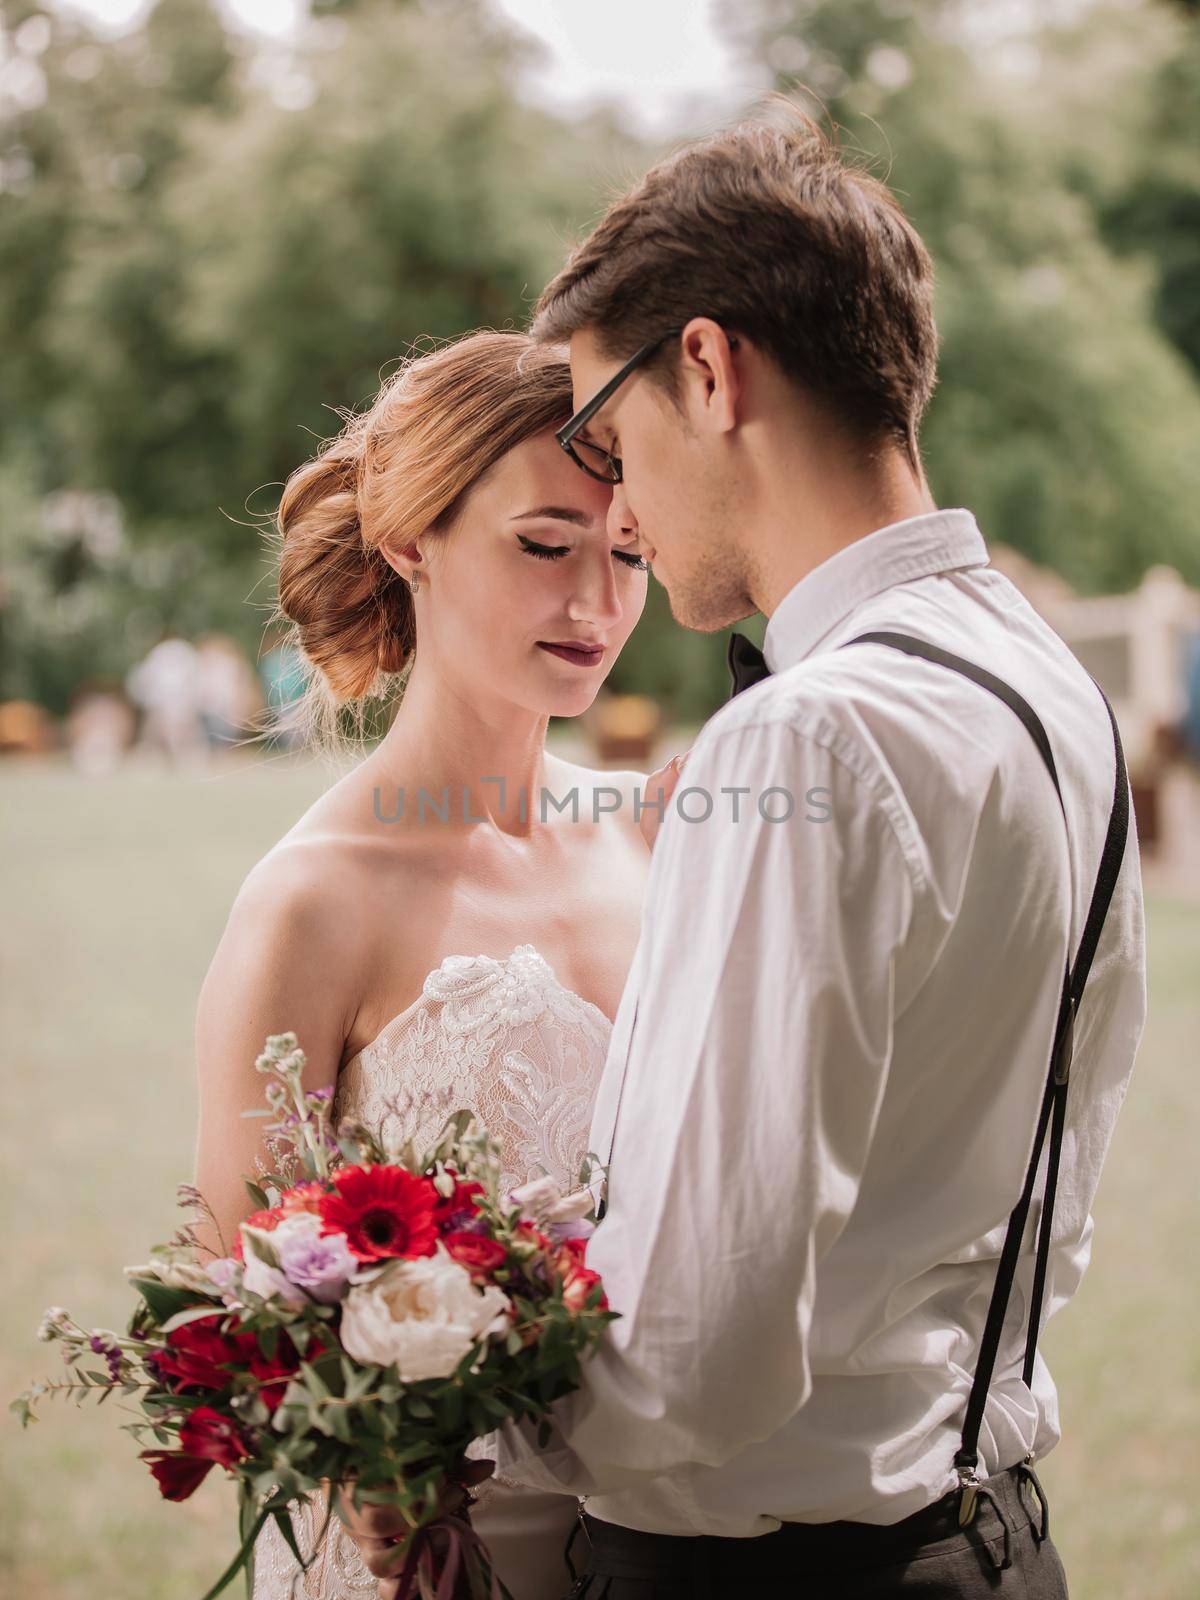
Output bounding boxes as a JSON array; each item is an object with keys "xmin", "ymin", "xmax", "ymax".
[
  {"xmin": 196, "ymin": 632, "xmax": 263, "ymax": 753},
  {"xmin": 1179, "ymin": 628, "xmax": 1200, "ymax": 765},
  {"xmin": 194, "ymin": 331, "xmax": 683, "ymax": 1600},
  {"xmin": 64, "ymin": 680, "xmax": 137, "ymax": 776},
  {"xmin": 259, "ymin": 623, "xmax": 310, "ymax": 751},
  {"xmin": 124, "ymin": 630, "xmax": 207, "ymax": 769}
]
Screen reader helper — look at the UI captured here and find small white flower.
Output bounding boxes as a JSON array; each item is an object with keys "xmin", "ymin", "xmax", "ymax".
[
  {"xmin": 339, "ymin": 1243, "xmax": 511, "ymax": 1382},
  {"xmin": 507, "ymin": 1174, "xmax": 562, "ymax": 1218},
  {"xmin": 544, "ymin": 1188, "xmax": 595, "ymax": 1224},
  {"xmin": 36, "ymin": 1306, "xmax": 69, "ymax": 1342},
  {"xmin": 125, "ymin": 1258, "xmax": 228, "ymax": 1295}
]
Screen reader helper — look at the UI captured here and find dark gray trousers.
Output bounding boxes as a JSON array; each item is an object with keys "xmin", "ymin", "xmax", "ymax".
[{"xmin": 563, "ymin": 1465, "xmax": 1068, "ymax": 1598}]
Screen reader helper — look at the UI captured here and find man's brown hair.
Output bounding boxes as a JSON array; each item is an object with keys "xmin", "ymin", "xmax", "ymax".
[{"xmin": 532, "ymin": 103, "xmax": 939, "ymax": 471}]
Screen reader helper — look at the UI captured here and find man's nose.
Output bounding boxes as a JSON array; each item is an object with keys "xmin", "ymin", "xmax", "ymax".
[{"xmin": 607, "ymin": 482, "xmax": 638, "ymax": 545}]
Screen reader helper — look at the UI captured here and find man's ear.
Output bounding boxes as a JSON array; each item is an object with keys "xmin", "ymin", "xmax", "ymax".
[{"xmin": 677, "ymin": 318, "xmax": 741, "ymax": 437}]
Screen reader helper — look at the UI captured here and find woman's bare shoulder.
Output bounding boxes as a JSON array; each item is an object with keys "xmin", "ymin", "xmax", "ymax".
[
  {"xmin": 215, "ymin": 775, "xmax": 393, "ymax": 980},
  {"xmin": 543, "ymin": 751, "xmax": 647, "ymax": 817}
]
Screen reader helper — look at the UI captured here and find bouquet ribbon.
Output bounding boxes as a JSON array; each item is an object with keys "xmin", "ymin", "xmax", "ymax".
[{"xmin": 393, "ymin": 1511, "xmax": 506, "ymax": 1600}]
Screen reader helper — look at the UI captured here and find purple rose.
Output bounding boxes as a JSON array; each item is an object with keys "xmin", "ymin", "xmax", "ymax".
[{"xmin": 274, "ymin": 1213, "xmax": 357, "ymax": 1304}]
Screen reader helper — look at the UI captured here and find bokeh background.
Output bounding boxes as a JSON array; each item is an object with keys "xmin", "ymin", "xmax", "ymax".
[{"xmin": 1, "ymin": 1, "xmax": 1198, "ymax": 1596}]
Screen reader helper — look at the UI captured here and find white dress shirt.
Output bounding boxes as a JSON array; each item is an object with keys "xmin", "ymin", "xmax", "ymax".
[{"xmin": 495, "ymin": 508, "xmax": 1146, "ymax": 1534}]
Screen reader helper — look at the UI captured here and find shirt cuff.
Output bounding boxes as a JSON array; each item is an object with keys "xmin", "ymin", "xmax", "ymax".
[{"xmin": 487, "ymin": 1414, "xmax": 592, "ymax": 1497}]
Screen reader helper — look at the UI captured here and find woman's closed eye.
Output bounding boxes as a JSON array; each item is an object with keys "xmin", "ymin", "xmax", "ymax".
[{"xmin": 516, "ymin": 534, "xmax": 648, "ymax": 571}]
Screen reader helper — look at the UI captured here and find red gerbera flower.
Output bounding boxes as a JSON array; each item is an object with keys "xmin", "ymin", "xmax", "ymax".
[{"xmin": 318, "ymin": 1165, "xmax": 439, "ymax": 1262}]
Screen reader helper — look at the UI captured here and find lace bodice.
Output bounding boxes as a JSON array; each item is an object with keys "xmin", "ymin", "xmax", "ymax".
[
  {"xmin": 252, "ymin": 943, "xmax": 613, "ymax": 1599},
  {"xmin": 334, "ymin": 943, "xmax": 612, "ymax": 1194}
]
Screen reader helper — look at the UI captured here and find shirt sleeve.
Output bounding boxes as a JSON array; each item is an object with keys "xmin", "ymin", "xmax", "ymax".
[{"xmin": 492, "ymin": 711, "xmax": 919, "ymax": 1498}]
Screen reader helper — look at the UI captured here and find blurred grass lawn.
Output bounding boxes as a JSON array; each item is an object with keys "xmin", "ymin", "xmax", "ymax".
[{"xmin": 1, "ymin": 755, "xmax": 1196, "ymax": 1600}]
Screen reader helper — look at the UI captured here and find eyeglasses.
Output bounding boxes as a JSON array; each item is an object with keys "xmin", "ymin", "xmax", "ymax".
[{"xmin": 555, "ymin": 326, "xmax": 739, "ymax": 485}]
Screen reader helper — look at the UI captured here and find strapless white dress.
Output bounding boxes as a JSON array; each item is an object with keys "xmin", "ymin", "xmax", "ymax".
[{"xmin": 251, "ymin": 944, "xmax": 612, "ymax": 1600}]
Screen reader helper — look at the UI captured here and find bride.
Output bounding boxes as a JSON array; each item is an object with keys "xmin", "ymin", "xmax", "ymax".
[{"xmin": 193, "ymin": 331, "xmax": 677, "ymax": 1598}]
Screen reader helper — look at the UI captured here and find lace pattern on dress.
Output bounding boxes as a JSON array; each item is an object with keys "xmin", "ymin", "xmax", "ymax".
[{"xmin": 252, "ymin": 944, "xmax": 612, "ymax": 1599}]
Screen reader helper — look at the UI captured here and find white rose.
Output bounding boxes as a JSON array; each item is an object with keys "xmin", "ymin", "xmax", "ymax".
[{"xmin": 338, "ymin": 1243, "xmax": 511, "ymax": 1382}]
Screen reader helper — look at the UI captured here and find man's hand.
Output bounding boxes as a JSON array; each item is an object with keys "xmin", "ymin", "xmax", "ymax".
[
  {"xmin": 338, "ymin": 1460, "xmax": 496, "ymax": 1598},
  {"xmin": 638, "ymin": 751, "xmax": 689, "ymax": 851}
]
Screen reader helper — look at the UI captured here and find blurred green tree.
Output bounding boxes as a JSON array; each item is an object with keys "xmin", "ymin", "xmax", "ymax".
[
  {"xmin": 0, "ymin": 0, "xmax": 657, "ymax": 713},
  {"xmin": 722, "ymin": 0, "xmax": 1200, "ymax": 593},
  {"xmin": 4, "ymin": 0, "xmax": 1198, "ymax": 727}
]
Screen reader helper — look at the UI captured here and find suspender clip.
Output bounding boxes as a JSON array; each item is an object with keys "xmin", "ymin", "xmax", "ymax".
[
  {"xmin": 1053, "ymin": 996, "xmax": 1076, "ymax": 1086},
  {"xmin": 956, "ymin": 1460, "xmax": 982, "ymax": 1527}
]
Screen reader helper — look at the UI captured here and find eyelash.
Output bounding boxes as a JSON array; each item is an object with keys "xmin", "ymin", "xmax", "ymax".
[{"xmin": 517, "ymin": 535, "xmax": 647, "ymax": 572}]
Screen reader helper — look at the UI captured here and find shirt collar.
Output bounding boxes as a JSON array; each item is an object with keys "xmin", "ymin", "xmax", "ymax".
[{"xmin": 762, "ymin": 508, "xmax": 990, "ymax": 672}]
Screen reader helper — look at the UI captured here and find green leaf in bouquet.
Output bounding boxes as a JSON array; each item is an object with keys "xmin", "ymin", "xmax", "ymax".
[
  {"xmin": 257, "ymin": 1323, "xmax": 281, "ymax": 1361},
  {"xmin": 436, "ymin": 1384, "xmax": 464, "ymax": 1430},
  {"xmin": 243, "ymin": 1179, "xmax": 272, "ymax": 1210},
  {"xmin": 405, "ymin": 1395, "xmax": 434, "ymax": 1421},
  {"xmin": 241, "ymin": 1228, "xmax": 283, "ymax": 1270},
  {"xmin": 327, "ymin": 1406, "xmax": 354, "ymax": 1444},
  {"xmin": 268, "ymin": 1505, "xmax": 315, "ymax": 1572},
  {"xmin": 130, "ymin": 1277, "xmax": 200, "ymax": 1325},
  {"xmin": 159, "ymin": 1305, "xmax": 226, "ymax": 1335},
  {"xmin": 338, "ymin": 1358, "xmax": 376, "ymax": 1402},
  {"xmin": 298, "ymin": 1360, "xmax": 332, "ymax": 1401}
]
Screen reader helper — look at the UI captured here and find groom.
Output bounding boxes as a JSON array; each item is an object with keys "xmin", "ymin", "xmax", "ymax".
[{"xmin": 371, "ymin": 107, "xmax": 1145, "ymax": 1596}]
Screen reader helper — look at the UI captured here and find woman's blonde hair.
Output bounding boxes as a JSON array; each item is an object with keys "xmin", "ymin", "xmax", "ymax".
[{"xmin": 263, "ymin": 330, "xmax": 574, "ymax": 749}]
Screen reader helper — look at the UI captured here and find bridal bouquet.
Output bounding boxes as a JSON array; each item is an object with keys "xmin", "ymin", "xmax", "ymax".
[{"xmin": 12, "ymin": 1032, "xmax": 615, "ymax": 1600}]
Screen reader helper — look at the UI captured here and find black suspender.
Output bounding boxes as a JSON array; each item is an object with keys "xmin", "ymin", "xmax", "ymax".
[{"xmin": 843, "ymin": 631, "xmax": 1130, "ymax": 1521}]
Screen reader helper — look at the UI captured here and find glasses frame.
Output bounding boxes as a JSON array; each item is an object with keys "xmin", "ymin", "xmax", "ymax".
[
  {"xmin": 556, "ymin": 325, "xmax": 740, "ymax": 483},
  {"xmin": 554, "ymin": 328, "xmax": 682, "ymax": 484}
]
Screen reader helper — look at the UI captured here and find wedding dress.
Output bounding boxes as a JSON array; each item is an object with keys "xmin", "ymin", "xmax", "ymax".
[{"xmin": 252, "ymin": 943, "xmax": 612, "ymax": 1600}]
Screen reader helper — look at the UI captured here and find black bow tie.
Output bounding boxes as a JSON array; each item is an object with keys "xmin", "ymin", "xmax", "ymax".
[{"xmin": 727, "ymin": 631, "xmax": 772, "ymax": 698}]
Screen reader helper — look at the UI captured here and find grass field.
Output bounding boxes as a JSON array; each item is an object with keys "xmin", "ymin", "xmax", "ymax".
[{"xmin": 1, "ymin": 754, "xmax": 1196, "ymax": 1600}]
